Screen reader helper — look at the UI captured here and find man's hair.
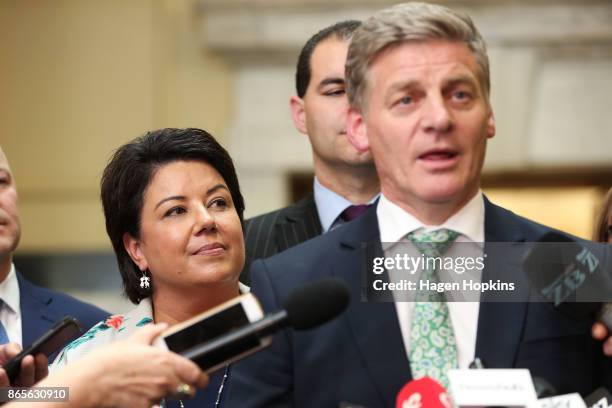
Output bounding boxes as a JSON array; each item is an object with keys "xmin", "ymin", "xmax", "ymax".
[
  {"xmin": 100, "ymin": 128, "xmax": 245, "ymax": 304},
  {"xmin": 346, "ymin": 2, "xmax": 490, "ymax": 111},
  {"xmin": 295, "ymin": 20, "xmax": 361, "ymax": 98}
]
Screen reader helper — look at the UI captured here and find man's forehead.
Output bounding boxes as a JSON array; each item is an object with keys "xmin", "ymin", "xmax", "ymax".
[{"xmin": 311, "ymin": 38, "xmax": 349, "ymax": 69}]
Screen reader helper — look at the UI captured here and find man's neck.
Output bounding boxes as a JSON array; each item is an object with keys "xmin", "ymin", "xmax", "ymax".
[
  {"xmin": 0, "ymin": 255, "xmax": 11, "ymax": 283},
  {"xmin": 314, "ymin": 164, "xmax": 379, "ymax": 204},
  {"xmin": 384, "ymin": 188, "xmax": 479, "ymax": 226}
]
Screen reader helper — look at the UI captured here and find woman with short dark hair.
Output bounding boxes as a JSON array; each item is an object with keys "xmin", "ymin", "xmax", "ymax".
[{"xmin": 53, "ymin": 128, "xmax": 247, "ymax": 407}]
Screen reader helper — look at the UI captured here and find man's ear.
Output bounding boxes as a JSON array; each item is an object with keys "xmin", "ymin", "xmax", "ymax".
[
  {"xmin": 486, "ymin": 108, "xmax": 496, "ymax": 139},
  {"xmin": 123, "ymin": 233, "xmax": 148, "ymax": 271},
  {"xmin": 289, "ymin": 95, "xmax": 308, "ymax": 135},
  {"xmin": 347, "ymin": 107, "xmax": 370, "ymax": 153}
]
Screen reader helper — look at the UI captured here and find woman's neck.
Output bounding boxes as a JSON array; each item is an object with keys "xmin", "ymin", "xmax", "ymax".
[{"xmin": 151, "ymin": 281, "xmax": 240, "ymax": 325}]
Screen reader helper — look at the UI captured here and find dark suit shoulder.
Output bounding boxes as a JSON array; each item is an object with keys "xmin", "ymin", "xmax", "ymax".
[
  {"xmin": 19, "ymin": 275, "xmax": 109, "ymax": 330},
  {"xmin": 241, "ymin": 194, "xmax": 322, "ymax": 284}
]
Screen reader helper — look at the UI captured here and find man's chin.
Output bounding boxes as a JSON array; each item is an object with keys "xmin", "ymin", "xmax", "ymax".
[
  {"xmin": 344, "ymin": 152, "xmax": 374, "ymax": 167},
  {"xmin": 418, "ymin": 183, "xmax": 473, "ymax": 206},
  {"xmin": 0, "ymin": 234, "xmax": 19, "ymax": 257}
]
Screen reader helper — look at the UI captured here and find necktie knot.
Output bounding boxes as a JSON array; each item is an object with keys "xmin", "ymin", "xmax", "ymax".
[
  {"xmin": 340, "ymin": 204, "xmax": 371, "ymax": 222},
  {"xmin": 407, "ymin": 228, "xmax": 459, "ymax": 258}
]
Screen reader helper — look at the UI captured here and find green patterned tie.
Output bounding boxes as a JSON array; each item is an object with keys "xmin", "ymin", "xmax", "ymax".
[{"xmin": 407, "ymin": 228, "xmax": 459, "ymax": 388}]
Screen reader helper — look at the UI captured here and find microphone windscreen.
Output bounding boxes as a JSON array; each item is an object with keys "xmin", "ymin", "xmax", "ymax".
[
  {"xmin": 283, "ymin": 277, "xmax": 350, "ymax": 330},
  {"xmin": 524, "ymin": 231, "xmax": 603, "ymax": 320},
  {"xmin": 396, "ymin": 377, "xmax": 451, "ymax": 408}
]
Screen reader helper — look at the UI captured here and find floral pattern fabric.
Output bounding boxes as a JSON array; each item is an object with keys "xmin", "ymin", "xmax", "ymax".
[{"xmin": 52, "ymin": 298, "xmax": 154, "ymax": 368}]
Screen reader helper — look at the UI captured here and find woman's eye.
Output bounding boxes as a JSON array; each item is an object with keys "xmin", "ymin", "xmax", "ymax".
[
  {"xmin": 209, "ymin": 198, "xmax": 228, "ymax": 209},
  {"xmin": 165, "ymin": 207, "xmax": 186, "ymax": 217}
]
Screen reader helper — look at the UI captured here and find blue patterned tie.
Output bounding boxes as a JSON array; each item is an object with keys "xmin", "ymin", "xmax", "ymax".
[
  {"xmin": 0, "ymin": 320, "xmax": 10, "ymax": 345},
  {"xmin": 407, "ymin": 228, "xmax": 459, "ymax": 387}
]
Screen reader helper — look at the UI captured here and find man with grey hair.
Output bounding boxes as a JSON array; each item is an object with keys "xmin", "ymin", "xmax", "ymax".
[{"xmin": 227, "ymin": 3, "xmax": 612, "ymax": 407}]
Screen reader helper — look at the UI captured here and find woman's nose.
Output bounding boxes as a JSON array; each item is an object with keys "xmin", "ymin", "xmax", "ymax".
[{"xmin": 194, "ymin": 205, "xmax": 216, "ymax": 233}]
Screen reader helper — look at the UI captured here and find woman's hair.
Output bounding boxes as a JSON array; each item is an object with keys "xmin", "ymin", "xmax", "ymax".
[
  {"xmin": 594, "ymin": 187, "xmax": 612, "ymax": 243},
  {"xmin": 100, "ymin": 128, "xmax": 245, "ymax": 304}
]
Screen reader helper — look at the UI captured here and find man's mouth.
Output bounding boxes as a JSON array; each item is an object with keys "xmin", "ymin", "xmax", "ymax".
[{"xmin": 418, "ymin": 148, "xmax": 459, "ymax": 161}]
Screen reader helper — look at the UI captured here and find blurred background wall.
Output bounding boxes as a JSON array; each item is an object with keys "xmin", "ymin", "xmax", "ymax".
[{"xmin": 0, "ymin": 0, "xmax": 610, "ymax": 313}]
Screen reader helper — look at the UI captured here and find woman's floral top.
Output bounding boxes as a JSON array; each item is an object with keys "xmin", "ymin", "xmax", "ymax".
[{"xmin": 51, "ymin": 298, "xmax": 154, "ymax": 368}]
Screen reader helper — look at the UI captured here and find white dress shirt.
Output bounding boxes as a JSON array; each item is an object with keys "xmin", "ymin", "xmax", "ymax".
[
  {"xmin": 377, "ymin": 191, "xmax": 484, "ymax": 369},
  {"xmin": 0, "ymin": 263, "xmax": 22, "ymax": 345}
]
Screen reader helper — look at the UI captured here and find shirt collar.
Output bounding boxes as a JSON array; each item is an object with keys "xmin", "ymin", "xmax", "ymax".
[
  {"xmin": 0, "ymin": 264, "xmax": 21, "ymax": 314},
  {"xmin": 313, "ymin": 177, "xmax": 379, "ymax": 232},
  {"xmin": 377, "ymin": 191, "xmax": 485, "ymax": 243}
]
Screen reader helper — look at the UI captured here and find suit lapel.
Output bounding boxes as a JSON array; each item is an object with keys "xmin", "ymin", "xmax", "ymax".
[
  {"xmin": 17, "ymin": 273, "xmax": 57, "ymax": 346},
  {"xmin": 336, "ymin": 208, "xmax": 412, "ymax": 406},
  {"xmin": 475, "ymin": 198, "xmax": 530, "ymax": 368},
  {"xmin": 275, "ymin": 194, "xmax": 322, "ymax": 252}
]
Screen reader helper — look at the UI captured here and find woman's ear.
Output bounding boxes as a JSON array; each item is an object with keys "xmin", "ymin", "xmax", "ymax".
[
  {"xmin": 123, "ymin": 233, "xmax": 148, "ymax": 271},
  {"xmin": 347, "ymin": 107, "xmax": 370, "ymax": 153}
]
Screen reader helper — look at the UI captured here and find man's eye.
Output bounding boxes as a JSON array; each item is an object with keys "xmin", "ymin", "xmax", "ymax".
[
  {"xmin": 397, "ymin": 96, "xmax": 413, "ymax": 105},
  {"xmin": 165, "ymin": 207, "xmax": 186, "ymax": 217},
  {"xmin": 453, "ymin": 90, "xmax": 471, "ymax": 100},
  {"xmin": 325, "ymin": 89, "xmax": 346, "ymax": 96}
]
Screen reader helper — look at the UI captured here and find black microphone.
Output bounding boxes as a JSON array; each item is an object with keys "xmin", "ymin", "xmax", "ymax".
[
  {"xmin": 584, "ymin": 387, "xmax": 612, "ymax": 408},
  {"xmin": 181, "ymin": 277, "xmax": 350, "ymax": 370},
  {"xmin": 523, "ymin": 231, "xmax": 612, "ymax": 328}
]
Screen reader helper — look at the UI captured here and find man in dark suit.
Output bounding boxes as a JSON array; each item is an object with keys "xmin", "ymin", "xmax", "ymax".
[
  {"xmin": 228, "ymin": 3, "xmax": 612, "ymax": 407},
  {"xmin": 0, "ymin": 147, "xmax": 108, "ymax": 360},
  {"xmin": 242, "ymin": 20, "xmax": 380, "ymax": 281}
]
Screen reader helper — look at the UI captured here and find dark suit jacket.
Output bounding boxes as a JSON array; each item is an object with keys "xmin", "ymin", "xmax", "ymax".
[
  {"xmin": 17, "ymin": 272, "xmax": 109, "ymax": 353},
  {"xmin": 227, "ymin": 198, "xmax": 612, "ymax": 407},
  {"xmin": 241, "ymin": 194, "xmax": 322, "ymax": 284}
]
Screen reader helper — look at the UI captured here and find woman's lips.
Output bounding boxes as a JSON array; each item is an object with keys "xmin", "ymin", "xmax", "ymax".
[{"xmin": 193, "ymin": 243, "xmax": 226, "ymax": 256}]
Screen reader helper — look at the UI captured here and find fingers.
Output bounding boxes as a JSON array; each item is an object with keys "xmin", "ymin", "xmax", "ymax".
[
  {"xmin": 592, "ymin": 322, "xmax": 608, "ymax": 340},
  {"xmin": 33, "ymin": 353, "xmax": 49, "ymax": 383},
  {"xmin": 592, "ymin": 322, "xmax": 612, "ymax": 356},
  {"xmin": 0, "ymin": 368, "xmax": 10, "ymax": 388},
  {"xmin": 603, "ymin": 337, "xmax": 612, "ymax": 356},
  {"xmin": 0, "ymin": 343, "xmax": 22, "ymax": 365},
  {"xmin": 130, "ymin": 323, "xmax": 169, "ymax": 345},
  {"xmin": 167, "ymin": 353, "xmax": 208, "ymax": 389},
  {"xmin": 15, "ymin": 355, "xmax": 35, "ymax": 387},
  {"xmin": 195, "ymin": 372, "xmax": 209, "ymax": 389}
]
